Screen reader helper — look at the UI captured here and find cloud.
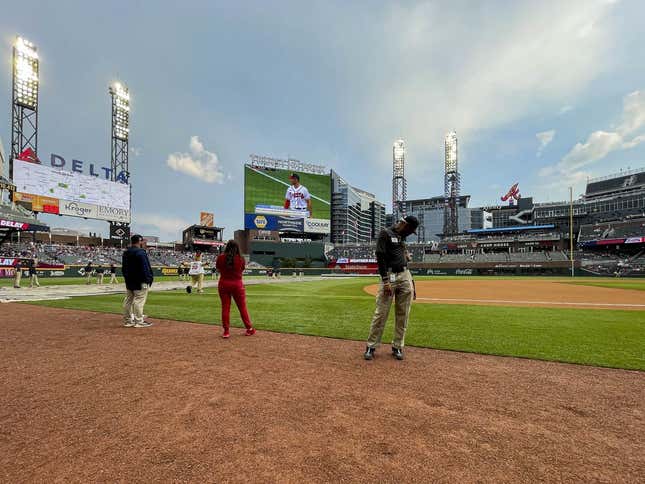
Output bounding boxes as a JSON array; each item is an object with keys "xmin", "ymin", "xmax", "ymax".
[
  {"xmin": 132, "ymin": 213, "xmax": 191, "ymax": 241},
  {"xmin": 558, "ymin": 105, "xmax": 574, "ymax": 115},
  {"xmin": 556, "ymin": 90, "xmax": 645, "ymax": 172},
  {"xmin": 333, "ymin": 0, "xmax": 618, "ymax": 175},
  {"xmin": 129, "ymin": 146, "xmax": 143, "ymax": 157},
  {"xmin": 166, "ymin": 136, "xmax": 225, "ymax": 183},
  {"xmin": 537, "ymin": 89, "xmax": 645, "ymax": 198},
  {"xmin": 536, "ymin": 130, "xmax": 555, "ymax": 156}
]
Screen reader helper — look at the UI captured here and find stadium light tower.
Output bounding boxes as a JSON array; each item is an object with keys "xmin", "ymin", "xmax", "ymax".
[
  {"xmin": 392, "ymin": 139, "xmax": 407, "ymax": 221},
  {"xmin": 109, "ymin": 81, "xmax": 130, "ymax": 239},
  {"xmin": 443, "ymin": 131, "xmax": 460, "ymax": 236},
  {"xmin": 10, "ymin": 36, "xmax": 39, "ymax": 179}
]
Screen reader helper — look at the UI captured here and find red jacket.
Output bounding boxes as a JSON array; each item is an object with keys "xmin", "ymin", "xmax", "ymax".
[{"xmin": 216, "ymin": 254, "xmax": 245, "ymax": 281}]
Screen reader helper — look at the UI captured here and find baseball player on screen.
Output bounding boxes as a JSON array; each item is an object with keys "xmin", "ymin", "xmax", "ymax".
[{"xmin": 284, "ymin": 173, "xmax": 312, "ymax": 218}]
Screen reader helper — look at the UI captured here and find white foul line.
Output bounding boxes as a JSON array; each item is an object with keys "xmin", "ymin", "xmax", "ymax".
[{"xmin": 415, "ymin": 297, "xmax": 645, "ymax": 308}]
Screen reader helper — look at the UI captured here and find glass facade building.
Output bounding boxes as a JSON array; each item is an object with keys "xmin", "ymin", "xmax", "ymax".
[{"xmin": 331, "ymin": 171, "xmax": 386, "ymax": 244}]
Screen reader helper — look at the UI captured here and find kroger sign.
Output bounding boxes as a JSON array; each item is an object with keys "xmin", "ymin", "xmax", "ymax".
[{"xmin": 46, "ymin": 152, "xmax": 128, "ymax": 183}]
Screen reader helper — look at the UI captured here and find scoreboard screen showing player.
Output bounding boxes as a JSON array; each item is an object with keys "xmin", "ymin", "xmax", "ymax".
[{"xmin": 244, "ymin": 165, "xmax": 331, "ymax": 234}]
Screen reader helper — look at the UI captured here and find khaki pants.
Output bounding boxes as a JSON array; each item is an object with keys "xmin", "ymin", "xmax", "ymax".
[
  {"xmin": 123, "ymin": 286, "xmax": 149, "ymax": 325},
  {"xmin": 14, "ymin": 270, "xmax": 22, "ymax": 288},
  {"xmin": 97, "ymin": 273, "xmax": 104, "ymax": 284},
  {"xmin": 367, "ymin": 270, "xmax": 413, "ymax": 350},
  {"xmin": 86, "ymin": 273, "xmax": 92, "ymax": 284},
  {"xmin": 29, "ymin": 273, "xmax": 40, "ymax": 288},
  {"xmin": 110, "ymin": 273, "xmax": 117, "ymax": 284},
  {"xmin": 191, "ymin": 274, "xmax": 204, "ymax": 293}
]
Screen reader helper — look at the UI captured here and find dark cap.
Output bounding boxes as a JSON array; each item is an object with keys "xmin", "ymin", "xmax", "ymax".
[
  {"xmin": 289, "ymin": 173, "xmax": 300, "ymax": 181},
  {"xmin": 130, "ymin": 234, "xmax": 144, "ymax": 244},
  {"xmin": 402, "ymin": 215, "xmax": 419, "ymax": 234}
]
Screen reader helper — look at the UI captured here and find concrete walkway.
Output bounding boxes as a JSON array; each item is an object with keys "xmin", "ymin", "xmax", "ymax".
[{"xmin": 0, "ymin": 276, "xmax": 320, "ymax": 303}]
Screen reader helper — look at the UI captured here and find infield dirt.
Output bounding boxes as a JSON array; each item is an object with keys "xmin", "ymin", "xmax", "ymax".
[{"xmin": 1, "ymin": 304, "xmax": 643, "ymax": 483}]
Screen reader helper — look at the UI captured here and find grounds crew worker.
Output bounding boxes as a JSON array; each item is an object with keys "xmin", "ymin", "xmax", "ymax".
[
  {"xmin": 122, "ymin": 235, "xmax": 154, "ymax": 328},
  {"xmin": 186, "ymin": 252, "xmax": 205, "ymax": 294},
  {"xmin": 109, "ymin": 263, "xmax": 118, "ymax": 284},
  {"xmin": 95, "ymin": 265, "xmax": 105, "ymax": 284},
  {"xmin": 28, "ymin": 258, "xmax": 40, "ymax": 288},
  {"xmin": 85, "ymin": 261, "xmax": 93, "ymax": 285},
  {"xmin": 13, "ymin": 259, "xmax": 23, "ymax": 288},
  {"xmin": 364, "ymin": 215, "xmax": 419, "ymax": 361}
]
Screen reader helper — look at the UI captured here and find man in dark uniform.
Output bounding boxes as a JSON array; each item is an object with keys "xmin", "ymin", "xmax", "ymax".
[
  {"xmin": 95, "ymin": 265, "xmax": 105, "ymax": 284},
  {"xmin": 85, "ymin": 261, "xmax": 93, "ymax": 285},
  {"xmin": 122, "ymin": 235, "xmax": 154, "ymax": 328},
  {"xmin": 109, "ymin": 263, "xmax": 118, "ymax": 284},
  {"xmin": 364, "ymin": 215, "xmax": 419, "ymax": 361},
  {"xmin": 28, "ymin": 258, "xmax": 40, "ymax": 288}
]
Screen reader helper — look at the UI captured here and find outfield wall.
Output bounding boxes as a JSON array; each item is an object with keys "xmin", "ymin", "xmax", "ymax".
[{"xmin": 2, "ymin": 264, "xmax": 640, "ymax": 279}]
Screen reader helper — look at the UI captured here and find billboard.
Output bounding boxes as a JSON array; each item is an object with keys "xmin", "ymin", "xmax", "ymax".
[
  {"xmin": 244, "ymin": 164, "xmax": 331, "ymax": 233},
  {"xmin": 110, "ymin": 224, "xmax": 131, "ymax": 241},
  {"xmin": 200, "ymin": 211, "xmax": 214, "ymax": 227},
  {"xmin": 12, "ymin": 159, "xmax": 131, "ymax": 222}
]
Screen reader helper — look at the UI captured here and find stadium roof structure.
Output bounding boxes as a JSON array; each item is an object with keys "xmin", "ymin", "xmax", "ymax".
[
  {"xmin": 466, "ymin": 224, "xmax": 555, "ymax": 234},
  {"xmin": 585, "ymin": 167, "xmax": 645, "ymax": 199}
]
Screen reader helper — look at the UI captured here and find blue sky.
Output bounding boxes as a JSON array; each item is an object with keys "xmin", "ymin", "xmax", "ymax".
[{"xmin": 1, "ymin": 0, "xmax": 644, "ymax": 240}]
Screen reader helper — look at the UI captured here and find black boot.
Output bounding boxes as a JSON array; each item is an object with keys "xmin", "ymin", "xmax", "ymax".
[
  {"xmin": 364, "ymin": 347, "xmax": 375, "ymax": 360},
  {"xmin": 392, "ymin": 347, "xmax": 404, "ymax": 360}
]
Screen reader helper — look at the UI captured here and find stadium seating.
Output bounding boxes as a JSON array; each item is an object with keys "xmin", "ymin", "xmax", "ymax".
[
  {"xmin": 578, "ymin": 218, "xmax": 645, "ymax": 243},
  {"xmin": 0, "ymin": 242, "xmax": 217, "ymax": 267}
]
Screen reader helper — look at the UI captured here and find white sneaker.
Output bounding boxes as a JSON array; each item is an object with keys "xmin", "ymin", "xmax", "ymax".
[
  {"xmin": 133, "ymin": 321, "xmax": 153, "ymax": 328},
  {"xmin": 124, "ymin": 321, "xmax": 135, "ymax": 327}
]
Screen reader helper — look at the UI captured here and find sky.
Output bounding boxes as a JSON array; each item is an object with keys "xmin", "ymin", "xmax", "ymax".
[{"xmin": 1, "ymin": 0, "xmax": 644, "ymax": 241}]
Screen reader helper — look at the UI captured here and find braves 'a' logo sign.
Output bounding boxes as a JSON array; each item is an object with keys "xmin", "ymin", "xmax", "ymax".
[{"xmin": 501, "ymin": 183, "xmax": 521, "ymax": 204}]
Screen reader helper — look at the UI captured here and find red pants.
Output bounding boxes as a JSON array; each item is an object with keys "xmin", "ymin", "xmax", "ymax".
[{"xmin": 218, "ymin": 280, "xmax": 252, "ymax": 330}]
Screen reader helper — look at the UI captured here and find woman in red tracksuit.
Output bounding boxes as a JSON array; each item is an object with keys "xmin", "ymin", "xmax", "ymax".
[{"xmin": 216, "ymin": 240, "xmax": 256, "ymax": 339}]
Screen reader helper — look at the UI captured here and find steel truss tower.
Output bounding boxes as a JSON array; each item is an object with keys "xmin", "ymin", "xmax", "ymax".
[
  {"xmin": 443, "ymin": 131, "xmax": 460, "ymax": 236},
  {"xmin": 10, "ymin": 37, "xmax": 39, "ymax": 179},
  {"xmin": 109, "ymin": 82, "xmax": 131, "ymax": 240},
  {"xmin": 392, "ymin": 139, "xmax": 407, "ymax": 222}
]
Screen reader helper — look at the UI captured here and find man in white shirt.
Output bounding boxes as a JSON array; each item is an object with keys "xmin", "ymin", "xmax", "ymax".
[
  {"xmin": 186, "ymin": 253, "xmax": 205, "ymax": 294},
  {"xmin": 284, "ymin": 173, "xmax": 312, "ymax": 218}
]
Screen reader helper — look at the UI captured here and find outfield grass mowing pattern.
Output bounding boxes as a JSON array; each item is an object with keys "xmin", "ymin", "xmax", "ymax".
[{"xmin": 29, "ymin": 277, "xmax": 645, "ymax": 371}]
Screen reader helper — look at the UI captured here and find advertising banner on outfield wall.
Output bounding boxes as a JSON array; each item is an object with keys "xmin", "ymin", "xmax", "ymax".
[
  {"xmin": 303, "ymin": 218, "xmax": 331, "ymax": 234},
  {"xmin": 625, "ymin": 237, "xmax": 645, "ymax": 244},
  {"xmin": 244, "ymin": 213, "xmax": 305, "ymax": 233}
]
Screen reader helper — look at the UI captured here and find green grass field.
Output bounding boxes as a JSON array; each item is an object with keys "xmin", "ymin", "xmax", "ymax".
[
  {"xmin": 244, "ymin": 165, "xmax": 331, "ymax": 219},
  {"xmin": 27, "ymin": 276, "xmax": 645, "ymax": 371}
]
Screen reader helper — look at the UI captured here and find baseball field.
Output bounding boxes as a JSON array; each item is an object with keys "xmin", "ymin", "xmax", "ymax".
[{"xmin": 2, "ymin": 276, "xmax": 644, "ymax": 482}]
